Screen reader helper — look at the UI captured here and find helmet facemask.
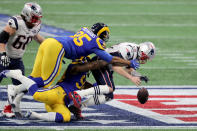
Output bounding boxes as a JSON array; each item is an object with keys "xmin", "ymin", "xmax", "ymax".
[{"xmin": 138, "ymin": 42, "xmax": 155, "ymax": 64}]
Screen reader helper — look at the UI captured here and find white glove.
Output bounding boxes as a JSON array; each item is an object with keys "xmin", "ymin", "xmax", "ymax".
[{"xmin": 0, "ymin": 52, "xmax": 10, "ymax": 67}]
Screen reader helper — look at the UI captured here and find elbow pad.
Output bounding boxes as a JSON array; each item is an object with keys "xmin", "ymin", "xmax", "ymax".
[{"xmin": 0, "ymin": 31, "xmax": 9, "ymax": 44}]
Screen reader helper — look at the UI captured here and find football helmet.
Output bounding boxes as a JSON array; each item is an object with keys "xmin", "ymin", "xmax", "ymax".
[
  {"xmin": 138, "ymin": 42, "xmax": 155, "ymax": 64},
  {"xmin": 91, "ymin": 23, "xmax": 110, "ymax": 42},
  {"xmin": 21, "ymin": 2, "xmax": 42, "ymax": 25}
]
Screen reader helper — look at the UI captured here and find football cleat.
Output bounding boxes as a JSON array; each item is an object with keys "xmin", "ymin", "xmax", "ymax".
[
  {"xmin": 68, "ymin": 105, "xmax": 84, "ymax": 120},
  {"xmin": 68, "ymin": 91, "xmax": 82, "ymax": 109},
  {"xmin": 7, "ymin": 85, "xmax": 23, "ymax": 118},
  {"xmin": 24, "ymin": 110, "xmax": 32, "ymax": 118},
  {"xmin": 12, "ymin": 92, "xmax": 24, "ymax": 118},
  {"xmin": 1, "ymin": 105, "xmax": 15, "ymax": 118}
]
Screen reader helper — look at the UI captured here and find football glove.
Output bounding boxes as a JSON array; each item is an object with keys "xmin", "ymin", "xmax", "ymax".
[
  {"xmin": 140, "ymin": 76, "xmax": 149, "ymax": 83},
  {"xmin": 130, "ymin": 59, "xmax": 140, "ymax": 70},
  {"xmin": 0, "ymin": 52, "xmax": 10, "ymax": 67},
  {"xmin": 131, "ymin": 70, "xmax": 149, "ymax": 83}
]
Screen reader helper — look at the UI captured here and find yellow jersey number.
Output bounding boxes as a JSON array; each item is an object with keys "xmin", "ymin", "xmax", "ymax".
[
  {"xmin": 71, "ymin": 31, "xmax": 92, "ymax": 46},
  {"xmin": 76, "ymin": 75, "xmax": 86, "ymax": 89}
]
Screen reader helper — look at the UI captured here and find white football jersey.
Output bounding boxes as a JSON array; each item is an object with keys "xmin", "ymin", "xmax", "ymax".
[
  {"xmin": 5, "ymin": 15, "xmax": 41, "ymax": 59},
  {"xmin": 106, "ymin": 42, "xmax": 139, "ymax": 60}
]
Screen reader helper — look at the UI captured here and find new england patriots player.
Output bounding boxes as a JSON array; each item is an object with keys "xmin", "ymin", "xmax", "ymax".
[
  {"xmin": 69, "ymin": 42, "xmax": 156, "ymax": 119},
  {"xmin": 4, "ymin": 22, "xmax": 139, "ymax": 116},
  {"xmin": 0, "ymin": 2, "xmax": 44, "ymax": 117},
  {"xmin": 1, "ymin": 57, "xmax": 113, "ymax": 122}
]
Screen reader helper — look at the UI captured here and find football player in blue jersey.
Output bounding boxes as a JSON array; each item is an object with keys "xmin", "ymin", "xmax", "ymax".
[
  {"xmin": 5, "ymin": 22, "xmax": 140, "ymax": 114},
  {"xmin": 68, "ymin": 42, "xmax": 156, "ymax": 119},
  {"xmin": 1, "ymin": 57, "xmax": 113, "ymax": 122}
]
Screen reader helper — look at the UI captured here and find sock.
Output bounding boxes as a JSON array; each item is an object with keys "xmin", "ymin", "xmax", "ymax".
[
  {"xmin": 28, "ymin": 84, "xmax": 39, "ymax": 96},
  {"xmin": 76, "ymin": 85, "xmax": 110, "ymax": 98},
  {"xmin": 28, "ymin": 76, "xmax": 44, "ymax": 87},
  {"xmin": 30, "ymin": 111, "xmax": 60, "ymax": 122},
  {"xmin": 81, "ymin": 95, "xmax": 107, "ymax": 108}
]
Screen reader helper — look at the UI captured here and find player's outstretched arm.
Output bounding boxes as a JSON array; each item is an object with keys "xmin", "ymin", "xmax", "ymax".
[
  {"xmin": 94, "ymin": 50, "xmax": 139, "ymax": 70},
  {"xmin": 112, "ymin": 66, "xmax": 141, "ymax": 86},
  {"xmin": 33, "ymin": 34, "xmax": 45, "ymax": 44},
  {"xmin": 70, "ymin": 60, "xmax": 108, "ymax": 75}
]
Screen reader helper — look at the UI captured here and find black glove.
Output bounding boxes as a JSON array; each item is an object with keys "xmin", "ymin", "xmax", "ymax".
[
  {"xmin": 140, "ymin": 76, "xmax": 149, "ymax": 83},
  {"xmin": 0, "ymin": 52, "xmax": 10, "ymax": 67}
]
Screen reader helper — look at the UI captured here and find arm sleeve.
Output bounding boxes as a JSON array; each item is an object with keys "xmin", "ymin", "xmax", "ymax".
[{"xmin": 93, "ymin": 49, "xmax": 113, "ymax": 63}]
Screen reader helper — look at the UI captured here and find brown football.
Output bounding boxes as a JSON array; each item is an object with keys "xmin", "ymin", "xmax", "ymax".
[{"xmin": 137, "ymin": 87, "xmax": 149, "ymax": 104}]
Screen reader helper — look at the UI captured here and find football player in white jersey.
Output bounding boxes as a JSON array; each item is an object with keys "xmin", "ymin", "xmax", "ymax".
[
  {"xmin": 0, "ymin": 2, "xmax": 44, "ymax": 117},
  {"xmin": 69, "ymin": 41, "xmax": 155, "ymax": 119}
]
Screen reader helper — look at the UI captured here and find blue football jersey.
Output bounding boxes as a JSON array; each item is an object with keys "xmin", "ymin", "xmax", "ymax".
[
  {"xmin": 54, "ymin": 27, "xmax": 113, "ymax": 62},
  {"xmin": 57, "ymin": 62, "xmax": 87, "ymax": 95}
]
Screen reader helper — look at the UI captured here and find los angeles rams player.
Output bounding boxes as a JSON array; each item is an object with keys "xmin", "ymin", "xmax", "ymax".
[
  {"xmin": 69, "ymin": 42, "xmax": 156, "ymax": 119},
  {"xmin": 2, "ymin": 57, "xmax": 112, "ymax": 122},
  {"xmin": 5, "ymin": 22, "xmax": 140, "ymax": 115},
  {"xmin": 0, "ymin": 2, "xmax": 44, "ymax": 117}
]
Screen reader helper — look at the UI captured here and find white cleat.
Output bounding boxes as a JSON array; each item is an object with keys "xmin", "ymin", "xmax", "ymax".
[{"xmin": 7, "ymin": 85, "xmax": 24, "ymax": 118}]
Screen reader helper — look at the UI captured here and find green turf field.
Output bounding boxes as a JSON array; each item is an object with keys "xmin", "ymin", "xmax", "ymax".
[
  {"xmin": 1, "ymin": 0, "xmax": 197, "ymax": 86},
  {"xmin": 0, "ymin": 0, "xmax": 197, "ymax": 130}
]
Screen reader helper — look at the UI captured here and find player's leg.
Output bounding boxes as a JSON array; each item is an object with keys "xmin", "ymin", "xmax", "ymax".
[
  {"xmin": 30, "ymin": 38, "xmax": 65, "ymax": 88},
  {"xmin": 26, "ymin": 104, "xmax": 71, "ymax": 122},
  {"xmin": 70, "ymin": 67, "xmax": 115, "ymax": 118},
  {"xmin": 69, "ymin": 85, "xmax": 113, "ymax": 108},
  {"xmin": 74, "ymin": 84, "xmax": 113, "ymax": 98},
  {"xmin": 26, "ymin": 86, "xmax": 71, "ymax": 122},
  {"xmin": 1, "ymin": 58, "xmax": 25, "ymax": 117},
  {"xmin": 33, "ymin": 85, "xmax": 66, "ymax": 105},
  {"xmin": 0, "ymin": 61, "xmax": 14, "ymax": 117}
]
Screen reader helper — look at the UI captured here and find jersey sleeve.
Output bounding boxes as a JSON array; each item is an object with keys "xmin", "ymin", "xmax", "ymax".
[
  {"xmin": 93, "ymin": 49, "xmax": 113, "ymax": 63},
  {"xmin": 7, "ymin": 17, "xmax": 18, "ymax": 30}
]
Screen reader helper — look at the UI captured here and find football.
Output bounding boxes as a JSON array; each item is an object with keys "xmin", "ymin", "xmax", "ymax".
[{"xmin": 137, "ymin": 87, "xmax": 149, "ymax": 104}]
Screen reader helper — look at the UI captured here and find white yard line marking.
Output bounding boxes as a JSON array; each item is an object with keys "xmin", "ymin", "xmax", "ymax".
[
  {"xmin": 45, "ymin": 12, "xmax": 197, "ymax": 16},
  {"xmin": 1, "ymin": 1, "xmax": 197, "ymax": 5}
]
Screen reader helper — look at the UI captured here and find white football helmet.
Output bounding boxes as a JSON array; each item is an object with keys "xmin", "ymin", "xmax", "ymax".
[
  {"xmin": 21, "ymin": 2, "xmax": 42, "ymax": 25},
  {"xmin": 138, "ymin": 42, "xmax": 156, "ymax": 64}
]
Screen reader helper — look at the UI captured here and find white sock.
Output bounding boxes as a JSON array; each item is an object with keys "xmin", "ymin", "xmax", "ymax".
[
  {"xmin": 81, "ymin": 95, "xmax": 107, "ymax": 108},
  {"xmin": 30, "ymin": 111, "xmax": 56, "ymax": 122},
  {"xmin": 76, "ymin": 85, "xmax": 110, "ymax": 98},
  {"xmin": 6, "ymin": 70, "xmax": 35, "ymax": 92}
]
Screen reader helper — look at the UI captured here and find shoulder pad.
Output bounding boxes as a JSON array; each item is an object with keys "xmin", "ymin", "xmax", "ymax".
[
  {"xmin": 8, "ymin": 17, "xmax": 18, "ymax": 30},
  {"xmin": 96, "ymin": 38, "xmax": 106, "ymax": 50}
]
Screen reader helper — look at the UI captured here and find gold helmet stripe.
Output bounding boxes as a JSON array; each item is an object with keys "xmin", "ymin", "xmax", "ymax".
[{"xmin": 97, "ymin": 27, "xmax": 110, "ymax": 37}]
